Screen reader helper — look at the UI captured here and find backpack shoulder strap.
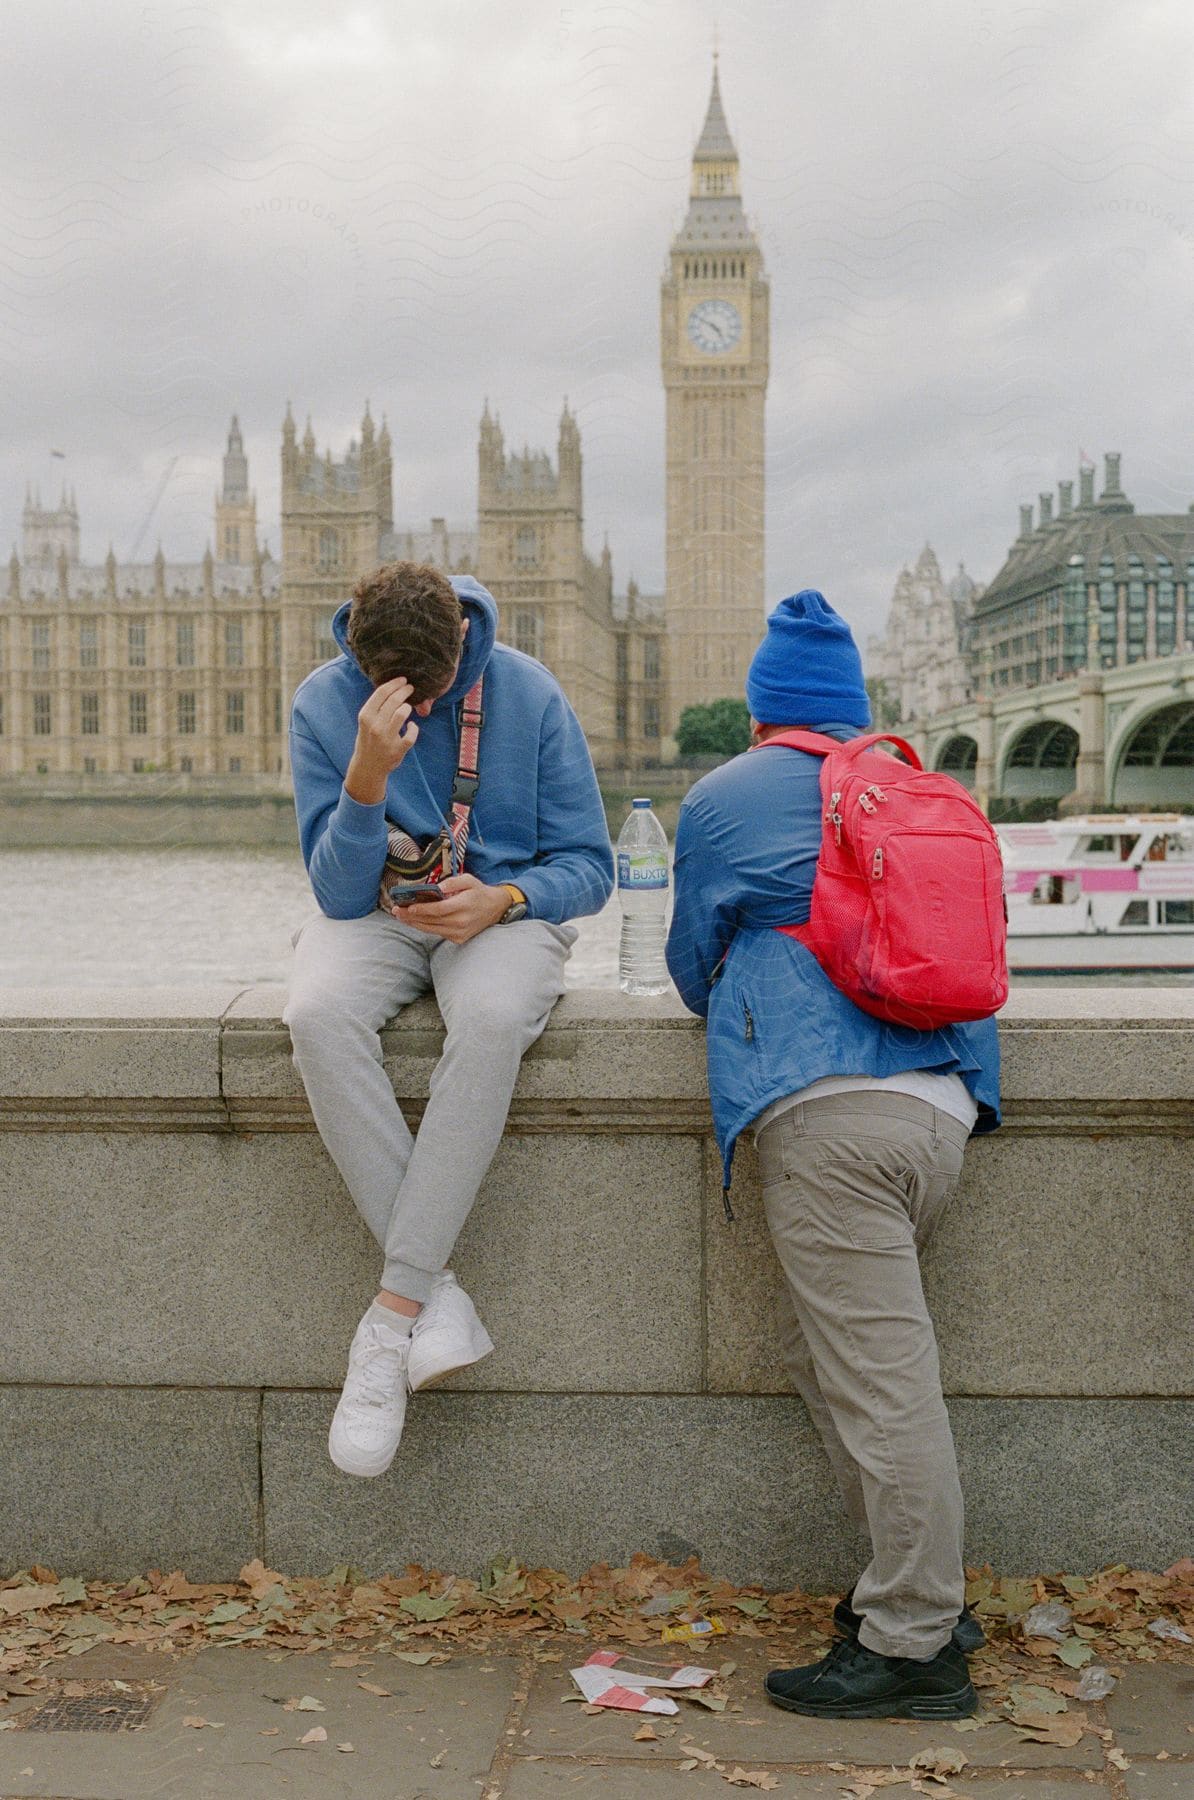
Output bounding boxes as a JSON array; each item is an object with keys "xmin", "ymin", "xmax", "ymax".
[
  {"xmin": 752, "ymin": 729, "xmax": 924, "ymax": 771},
  {"xmin": 839, "ymin": 731, "xmax": 923, "ymax": 769},
  {"xmin": 751, "ymin": 728, "xmax": 841, "ymax": 757}
]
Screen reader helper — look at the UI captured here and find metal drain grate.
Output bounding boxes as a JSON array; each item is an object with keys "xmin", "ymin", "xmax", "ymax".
[{"xmin": 16, "ymin": 1681, "xmax": 161, "ymax": 1733}]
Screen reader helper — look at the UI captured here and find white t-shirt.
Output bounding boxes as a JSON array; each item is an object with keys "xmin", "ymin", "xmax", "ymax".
[{"xmin": 752, "ymin": 1069, "xmax": 978, "ymax": 1143}]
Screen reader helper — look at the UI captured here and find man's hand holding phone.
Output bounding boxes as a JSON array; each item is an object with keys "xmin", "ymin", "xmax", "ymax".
[
  {"xmin": 345, "ymin": 677, "xmax": 419, "ymax": 805},
  {"xmin": 390, "ymin": 872, "xmax": 510, "ymax": 944}
]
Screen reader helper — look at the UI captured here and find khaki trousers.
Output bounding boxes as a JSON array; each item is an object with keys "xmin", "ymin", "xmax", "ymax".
[{"xmin": 756, "ymin": 1090, "xmax": 970, "ymax": 1659}]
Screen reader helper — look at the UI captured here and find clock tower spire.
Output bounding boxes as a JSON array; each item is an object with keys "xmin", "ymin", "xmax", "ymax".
[{"xmin": 661, "ymin": 58, "xmax": 769, "ymax": 735}]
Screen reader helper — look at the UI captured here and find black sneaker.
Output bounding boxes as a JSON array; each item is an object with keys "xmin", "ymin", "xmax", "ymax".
[
  {"xmin": 765, "ymin": 1635, "xmax": 977, "ymax": 1720},
  {"xmin": 833, "ymin": 1584, "xmax": 986, "ymax": 1654}
]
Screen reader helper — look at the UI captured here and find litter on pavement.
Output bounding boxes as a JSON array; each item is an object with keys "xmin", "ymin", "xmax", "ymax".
[{"xmin": 569, "ymin": 1650, "xmax": 717, "ymax": 1713}]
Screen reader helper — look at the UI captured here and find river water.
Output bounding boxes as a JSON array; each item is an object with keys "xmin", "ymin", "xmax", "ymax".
[
  {"xmin": 1, "ymin": 847, "xmax": 1190, "ymax": 990},
  {"xmin": 0, "ymin": 848, "xmax": 623, "ymax": 989}
]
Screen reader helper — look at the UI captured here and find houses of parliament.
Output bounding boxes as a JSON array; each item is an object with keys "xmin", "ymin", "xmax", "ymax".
[{"xmin": 0, "ymin": 64, "xmax": 769, "ymax": 780}]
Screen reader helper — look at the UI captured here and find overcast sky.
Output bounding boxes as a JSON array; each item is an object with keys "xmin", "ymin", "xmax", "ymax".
[{"xmin": 4, "ymin": 0, "xmax": 1194, "ymax": 645}]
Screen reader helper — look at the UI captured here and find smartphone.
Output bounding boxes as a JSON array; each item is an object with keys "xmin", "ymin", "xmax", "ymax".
[{"xmin": 388, "ymin": 884, "xmax": 444, "ymax": 906}]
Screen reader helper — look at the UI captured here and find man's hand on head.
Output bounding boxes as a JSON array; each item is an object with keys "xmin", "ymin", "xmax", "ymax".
[
  {"xmin": 345, "ymin": 677, "xmax": 419, "ymax": 805},
  {"xmin": 391, "ymin": 873, "xmax": 511, "ymax": 944}
]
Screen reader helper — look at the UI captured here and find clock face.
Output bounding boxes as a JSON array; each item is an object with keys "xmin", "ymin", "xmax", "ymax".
[{"xmin": 687, "ymin": 298, "xmax": 742, "ymax": 355}]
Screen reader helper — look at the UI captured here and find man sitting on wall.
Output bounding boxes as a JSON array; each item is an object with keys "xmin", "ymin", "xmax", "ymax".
[
  {"xmin": 284, "ymin": 560, "xmax": 613, "ymax": 1478},
  {"xmin": 666, "ymin": 589, "xmax": 1001, "ymax": 1722}
]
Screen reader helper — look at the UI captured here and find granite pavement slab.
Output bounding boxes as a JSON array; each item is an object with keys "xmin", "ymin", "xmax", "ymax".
[
  {"xmin": 0, "ymin": 1643, "xmax": 522, "ymax": 1800},
  {"xmin": 1105, "ymin": 1661, "xmax": 1194, "ymax": 1755},
  {"xmin": 517, "ymin": 1636, "xmax": 1105, "ymax": 1770}
]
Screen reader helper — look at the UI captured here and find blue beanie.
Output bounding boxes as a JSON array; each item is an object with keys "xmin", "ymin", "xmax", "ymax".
[{"xmin": 745, "ymin": 589, "xmax": 871, "ymax": 729}]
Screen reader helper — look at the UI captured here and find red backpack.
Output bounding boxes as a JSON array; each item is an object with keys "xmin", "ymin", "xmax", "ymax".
[{"xmin": 756, "ymin": 730, "xmax": 1008, "ymax": 1029}]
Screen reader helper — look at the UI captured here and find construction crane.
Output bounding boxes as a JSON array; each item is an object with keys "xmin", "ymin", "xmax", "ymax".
[{"xmin": 126, "ymin": 456, "xmax": 180, "ymax": 563}]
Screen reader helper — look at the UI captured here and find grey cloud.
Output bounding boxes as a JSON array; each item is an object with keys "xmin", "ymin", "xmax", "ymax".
[{"xmin": 2, "ymin": 0, "xmax": 1194, "ymax": 643}]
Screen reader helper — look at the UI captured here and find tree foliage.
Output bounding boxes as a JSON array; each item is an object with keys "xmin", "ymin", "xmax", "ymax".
[
  {"xmin": 674, "ymin": 698, "xmax": 753, "ymax": 758},
  {"xmin": 865, "ymin": 676, "xmax": 901, "ymax": 731}
]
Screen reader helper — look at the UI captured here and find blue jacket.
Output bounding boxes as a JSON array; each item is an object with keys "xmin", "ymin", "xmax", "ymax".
[
  {"xmin": 289, "ymin": 577, "xmax": 614, "ymax": 923},
  {"xmin": 666, "ymin": 731, "xmax": 1002, "ymax": 1187}
]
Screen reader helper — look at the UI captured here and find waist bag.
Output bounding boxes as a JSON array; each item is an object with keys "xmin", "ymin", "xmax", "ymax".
[
  {"xmin": 755, "ymin": 729, "xmax": 1008, "ymax": 1029},
  {"xmin": 380, "ymin": 678, "xmax": 484, "ymax": 900}
]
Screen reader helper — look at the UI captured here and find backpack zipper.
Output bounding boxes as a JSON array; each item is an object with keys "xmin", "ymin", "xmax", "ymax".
[{"xmin": 872, "ymin": 846, "xmax": 884, "ymax": 879}]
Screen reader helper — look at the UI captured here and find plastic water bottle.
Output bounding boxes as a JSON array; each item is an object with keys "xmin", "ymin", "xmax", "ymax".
[{"xmin": 617, "ymin": 798, "xmax": 670, "ymax": 996}]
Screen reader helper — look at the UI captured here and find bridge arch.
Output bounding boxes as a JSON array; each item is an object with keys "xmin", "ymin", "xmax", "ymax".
[
  {"xmin": 999, "ymin": 718, "xmax": 1079, "ymax": 801},
  {"xmin": 933, "ymin": 735, "xmax": 977, "ymax": 790},
  {"xmin": 1109, "ymin": 699, "xmax": 1194, "ymax": 806}
]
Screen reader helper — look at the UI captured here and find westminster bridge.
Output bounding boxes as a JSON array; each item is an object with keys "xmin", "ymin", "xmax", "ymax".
[{"xmin": 905, "ymin": 649, "xmax": 1194, "ymax": 812}]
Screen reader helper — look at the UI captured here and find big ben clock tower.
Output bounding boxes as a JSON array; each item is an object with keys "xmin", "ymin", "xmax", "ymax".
[{"xmin": 662, "ymin": 58, "xmax": 769, "ymax": 734}]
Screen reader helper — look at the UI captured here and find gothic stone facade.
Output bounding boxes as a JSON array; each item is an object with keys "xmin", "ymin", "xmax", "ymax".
[
  {"xmin": 0, "ymin": 406, "xmax": 663, "ymax": 776},
  {"xmin": 866, "ymin": 546, "xmax": 978, "ymax": 725}
]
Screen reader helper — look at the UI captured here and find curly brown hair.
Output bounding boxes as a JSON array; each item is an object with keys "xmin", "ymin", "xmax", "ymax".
[{"xmin": 346, "ymin": 561, "xmax": 463, "ymax": 701}]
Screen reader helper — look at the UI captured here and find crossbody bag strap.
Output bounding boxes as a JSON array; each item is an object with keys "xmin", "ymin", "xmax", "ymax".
[{"xmin": 444, "ymin": 676, "xmax": 484, "ymax": 875}]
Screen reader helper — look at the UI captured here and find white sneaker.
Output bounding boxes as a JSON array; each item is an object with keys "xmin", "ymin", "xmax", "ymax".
[
  {"xmin": 407, "ymin": 1271, "xmax": 494, "ymax": 1393},
  {"xmin": 328, "ymin": 1309, "xmax": 412, "ymax": 1477}
]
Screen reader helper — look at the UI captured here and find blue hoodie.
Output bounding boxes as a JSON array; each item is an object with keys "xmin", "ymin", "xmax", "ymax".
[{"xmin": 289, "ymin": 576, "xmax": 614, "ymax": 923}]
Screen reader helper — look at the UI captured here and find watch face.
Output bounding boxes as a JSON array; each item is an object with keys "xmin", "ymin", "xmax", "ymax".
[{"xmin": 687, "ymin": 298, "xmax": 742, "ymax": 354}]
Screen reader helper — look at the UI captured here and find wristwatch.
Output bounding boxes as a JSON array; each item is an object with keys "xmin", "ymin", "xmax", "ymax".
[{"xmin": 499, "ymin": 883, "xmax": 528, "ymax": 924}]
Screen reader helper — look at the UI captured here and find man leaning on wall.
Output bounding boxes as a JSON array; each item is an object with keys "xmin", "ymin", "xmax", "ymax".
[{"xmin": 666, "ymin": 589, "xmax": 1002, "ymax": 1723}]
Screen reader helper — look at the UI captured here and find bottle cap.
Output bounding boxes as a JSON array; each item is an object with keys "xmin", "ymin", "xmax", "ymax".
[{"xmin": 632, "ymin": 797, "xmax": 651, "ymax": 808}]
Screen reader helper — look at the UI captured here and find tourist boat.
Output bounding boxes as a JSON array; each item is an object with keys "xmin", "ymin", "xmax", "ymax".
[{"xmin": 998, "ymin": 814, "xmax": 1194, "ymax": 972}]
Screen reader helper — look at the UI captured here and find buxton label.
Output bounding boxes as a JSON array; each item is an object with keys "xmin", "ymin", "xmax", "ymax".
[{"xmin": 618, "ymin": 852, "xmax": 668, "ymax": 890}]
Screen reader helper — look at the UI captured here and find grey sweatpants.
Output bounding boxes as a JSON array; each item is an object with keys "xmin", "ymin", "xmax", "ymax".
[
  {"xmin": 756, "ymin": 1090, "xmax": 970, "ymax": 1660},
  {"xmin": 284, "ymin": 908, "xmax": 576, "ymax": 1301}
]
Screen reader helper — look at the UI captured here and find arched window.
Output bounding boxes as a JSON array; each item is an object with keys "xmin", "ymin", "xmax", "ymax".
[
  {"xmin": 317, "ymin": 528, "xmax": 340, "ymax": 572},
  {"xmin": 515, "ymin": 525, "xmax": 539, "ymax": 569}
]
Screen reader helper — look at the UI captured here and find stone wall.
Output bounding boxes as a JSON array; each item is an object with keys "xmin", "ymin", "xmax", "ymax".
[
  {"xmin": 0, "ymin": 988, "xmax": 1189, "ymax": 1585},
  {"xmin": 0, "ymin": 775, "xmax": 698, "ymax": 847}
]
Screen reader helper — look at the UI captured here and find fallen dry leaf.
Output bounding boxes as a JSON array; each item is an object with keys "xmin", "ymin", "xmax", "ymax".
[
  {"xmin": 723, "ymin": 1770, "xmax": 779, "ymax": 1791},
  {"xmin": 0, "ymin": 1585, "xmax": 62, "ymax": 1618},
  {"xmin": 182, "ymin": 1715, "xmax": 209, "ymax": 1728},
  {"xmin": 290, "ymin": 1695, "xmax": 326, "ymax": 1712},
  {"xmin": 1014, "ymin": 1711, "xmax": 1087, "ymax": 1747},
  {"xmin": 299, "ymin": 1725, "xmax": 327, "ymax": 1745},
  {"xmin": 3, "ymin": 1555, "xmax": 1190, "ymax": 1694},
  {"xmin": 259, "ymin": 1727, "xmax": 279, "ymax": 1736},
  {"xmin": 910, "ymin": 1745, "xmax": 969, "ymax": 1779},
  {"xmin": 337, "ymin": 1741, "xmax": 355, "ymax": 1752},
  {"xmin": 429, "ymin": 1748, "xmax": 446, "ymax": 1767},
  {"xmin": 634, "ymin": 1722, "xmax": 658, "ymax": 1741},
  {"xmin": 1107, "ymin": 1747, "xmax": 1128, "ymax": 1770},
  {"xmin": 357, "ymin": 1680, "xmax": 391, "ymax": 1696}
]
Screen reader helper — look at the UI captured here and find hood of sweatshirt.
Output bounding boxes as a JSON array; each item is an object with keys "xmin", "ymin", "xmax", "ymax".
[{"xmin": 329, "ymin": 574, "xmax": 498, "ymax": 707}]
